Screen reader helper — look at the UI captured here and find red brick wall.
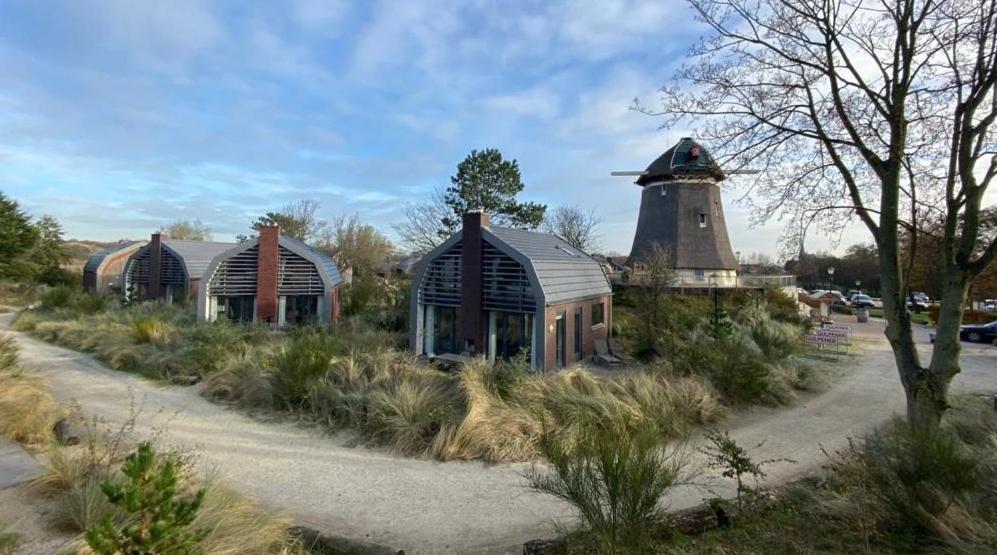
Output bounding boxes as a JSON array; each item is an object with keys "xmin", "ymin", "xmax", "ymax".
[
  {"xmin": 330, "ymin": 285, "xmax": 342, "ymax": 324},
  {"xmin": 461, "ymin": 211, "xmax": 489, "ymax": 355},
  {"xmin": 542, "ymin": 294, "xmax": 612, "ymax": 372},
  {"xmin": 148, "ymin": 233, "xmax": 164, "ymax": 300},
  {"xmin": 256, "ymin": 226, "xmax": 280, "ymax": 324}
]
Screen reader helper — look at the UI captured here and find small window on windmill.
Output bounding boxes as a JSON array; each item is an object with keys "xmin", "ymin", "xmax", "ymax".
[{"xmin": 699, "ymin": 213, "xmax": 707, "ymax": 228}]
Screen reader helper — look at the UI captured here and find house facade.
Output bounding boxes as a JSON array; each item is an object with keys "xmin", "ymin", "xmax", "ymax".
[
  {"xmin": 410, "ymin": 211, "xmax": 612, "ymax": 372},
  {"xmin": 83, "ymin": 241, "xmax": 146, "ymax": 293},
  {"xmin": 197, "ymin": 226, "xmax": 343, "ymax": 326},
  {"xmin": 123, "ymin": 233, "xmax": 236, "ymax": 304}
]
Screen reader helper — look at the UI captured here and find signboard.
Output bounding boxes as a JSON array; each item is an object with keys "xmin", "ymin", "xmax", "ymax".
[
  {"xmin": 804, "ymin": 334, "xmax": 840, "ymax": 345},
  {"xmin": 816, "ymin": 329, "xmax": 849, "ymax": 339},
  {"xmin": 823, "ymin": 324, "xmax": 850, "ymax": 332}
]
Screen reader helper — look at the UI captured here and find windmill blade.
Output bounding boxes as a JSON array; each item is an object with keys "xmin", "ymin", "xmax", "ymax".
[{"xmin": 610, "ymin": 171, "xmax": 648, "ymax": 176}]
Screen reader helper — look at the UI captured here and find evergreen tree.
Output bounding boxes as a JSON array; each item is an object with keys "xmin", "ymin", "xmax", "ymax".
[
  {"xmin": 85, "ymin": 442, "xmax": 206, "ymax": 555},
  {"xmin": 440, "ymin": 149, "xmax": 546, "ymax": 237},
  {"xmin": 0, "ymin": 192, "xmax": 39, "ymax": 280},
  {"xmin": 31, "ymin": 215, "xmax": 71, "ymax": 284}
]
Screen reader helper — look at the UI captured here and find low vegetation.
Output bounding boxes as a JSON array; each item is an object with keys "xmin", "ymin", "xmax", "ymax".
[
  {"xmin": 526, "ymin": 423, "xmax": 686, "ymax": 553},
  {"xmin": 13, "ymin": 283, "xmax": 823, "ymax": 464},
  {"xmin": 0, "ymin": 333, "xmax": 61, "ymax": 446},
  {"xmin": 583, "ymin": 397, "xmax": 997, "ymax": 555}
]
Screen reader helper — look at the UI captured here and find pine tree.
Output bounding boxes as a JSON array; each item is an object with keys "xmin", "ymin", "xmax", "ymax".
[
  {"xmin": 85, "ymin": 442, "xmax": 206, "ymax": 555},
  {"xmin": 440, "ymin": 149, "xmax": 546, "ymax": 237},
  {"xmin": 0, "ymin": 192, "xmax": 39, "ymax": 280}
]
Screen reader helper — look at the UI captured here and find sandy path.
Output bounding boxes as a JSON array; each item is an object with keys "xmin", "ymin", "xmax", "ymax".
[{"xmin": 2, "ymin": 313, "xmax": 994, "ymax": 554}]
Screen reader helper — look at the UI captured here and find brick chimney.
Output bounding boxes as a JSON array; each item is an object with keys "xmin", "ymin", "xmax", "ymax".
[
  {"xmin": 148, "ymin": 232, "xmax": 164, "ymax": 299},
  {"xmin": 256, "ymin": 226, "xmax": 280, "ymax": 325},
  {"xmin": 461, "ymin": 210, "xmax": 489, "ymax": 354}
]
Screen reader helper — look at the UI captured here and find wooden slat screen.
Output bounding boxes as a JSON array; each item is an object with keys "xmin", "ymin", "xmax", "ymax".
[
  {"xmin": 208, "ymin": 245, "xmax": 258, "ymax": 296},
  {"xmin": 419, "ymin": 241, "xmax": 462, "ymax": 307},
  {"xmin": 277, "ymin": 246, "xmax": 324, "ymax": 295},
  {"xmin": 482, "ymin": 242, "xmax": 535, "ymax": 313}
]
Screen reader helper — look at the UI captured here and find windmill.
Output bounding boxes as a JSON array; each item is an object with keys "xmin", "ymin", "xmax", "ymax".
[{"xmin": 613, "ymin": 138, "xmax": 751, "ymax": 284}]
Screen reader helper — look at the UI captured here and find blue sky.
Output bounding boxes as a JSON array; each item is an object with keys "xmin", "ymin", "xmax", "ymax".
[{"xmin": 0, "ymin": 0, "xmax": 868, "ymax": 256}]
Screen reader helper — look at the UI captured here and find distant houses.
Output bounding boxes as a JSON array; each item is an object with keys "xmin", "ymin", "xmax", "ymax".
[
  {"xmin": 409, "ymin": 211, "xmax": 612, "ymax": 372},
  {"xmin": 197, "ymin": 226, "xmax": 343, "ymax": 326},
  {"xmin": 83, "ymin": 241, "xmax": 146, "ymax": 293},
  {"xmin": 123, "ymin": 233, "xmax": 236, "ymax": 304}
]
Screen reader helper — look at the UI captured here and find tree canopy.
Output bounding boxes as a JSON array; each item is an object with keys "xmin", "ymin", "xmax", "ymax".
[
  {"xmin": 542, "ymin": 206, "xmax": 603, "ymax": 252},
  {"xmin": 0, "ymin": 192, "xmax": 39, "ymax": 280},
  {"xmin": 247, "ymin": 200, "xmax": 324, "ymax": 243},
  {"xmin": 441, "ymin": 149, "xmax": 546, "ymax": 235},
  {"xmin": 161, "ymin": 219, "xmax": 211, "ymax": 241}
]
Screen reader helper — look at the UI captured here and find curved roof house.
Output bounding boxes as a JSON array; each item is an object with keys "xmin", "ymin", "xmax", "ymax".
[
  {"xmin": 83, "ymin": 241, "xmax": 146, "ymax": 293},
  {"xmin": 197, "ymin": 226, "xmax": 343, "ymax": 326},
  {"xmin": 410, "ymin": 211, "xmax": 612, "ymax": 372},
  {"xmin": 627, "ymin": 138, "xmax": 739, "ymax": 285},
  {"xmin": 123, "ymin": 233, "xmax": 236, "ymax": 304}
]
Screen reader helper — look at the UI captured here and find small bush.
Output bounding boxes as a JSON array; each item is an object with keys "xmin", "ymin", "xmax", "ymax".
[
  {"xmin": 131, "ymin": 316, "xmax": 171, "ymax": 345},
  {"xmin": 364, "ymin": 376, "xmax": 458, "ymax": 455},
  {"xmin": 0, "ymin": 525, "xmax": 17, "ymax": 555},
  {"xmin": 270, "ymin": 331, "xmax": 344, "ymax": 410},
  {"xmin": 72, "ymin": 292, "xmax": 111, "ymax": 315},
  {"xmin": 40, "ymin": 285, "xmax": 75, "ymax": 309},
  {"xmin": 0, "ymin": 368, "xmax": 61, "ymax": 446},
  {"xmin": 527, "ymin": 423, "xmax": 685, "ymax": 553}
]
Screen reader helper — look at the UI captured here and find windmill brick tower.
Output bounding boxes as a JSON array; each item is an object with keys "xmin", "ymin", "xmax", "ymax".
[{"xmin": 625, "ymin": 138, "xmax": 739, "ymax": 285}]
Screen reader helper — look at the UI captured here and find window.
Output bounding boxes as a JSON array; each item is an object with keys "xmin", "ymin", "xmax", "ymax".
[
  {"xmin": 694, "ymin": 268, "xmax": 705, "ymax": 280},
  {"xmin": 574, "ymin": 308, "xmax": 582, "ymax": 361},
  {"xmin": 555, "ymin": 313, "xmax": 566, "ymax": 368},
  {"xmin": 433, "ymin": 306, "xmax": 462, "ymax": 355},
  {"xmin": 591, "ymin": 302, "xmax": 605, "ymax": 327},
  {"xmin": 494, "ymin": 312, "xmax": 532, "ymax": 361},
  {"xmin": 699, "ymin": 213, "xmax": 708, "ymax": 228}
]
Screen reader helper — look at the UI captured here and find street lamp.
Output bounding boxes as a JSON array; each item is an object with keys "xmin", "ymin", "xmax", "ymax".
[
  {"xmin": 855, "ymin": 279, "xmax": 861, "ymax": 294},
  {"xmin": 827, "ymin": 266, "xmax": 835, "ymax": 292}
]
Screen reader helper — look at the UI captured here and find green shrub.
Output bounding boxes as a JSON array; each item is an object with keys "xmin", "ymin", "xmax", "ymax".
[
  {"xmin": 72, "ymin": 292, "xmax": 111, "ymax": 315},
  {"xmin": 0, "ymin": 525, "xmax": 16, "ymax": 555},
  {"xmin": 270, "ymin": 331, "xmax": 344, "ymax": 410},
  {"xmin": 40, "ymin": 285, "xmax": 75, "ymax": 309},
  {"xmin": 130, "ymin": 316, "xmax": 170, "ymax": 345},
  {"xmin": 85, "ymin": 442, "xmax": 207, "ymax": 555},
  {"xmin": 527, "ymin": 423, "xmax": 685, "ymax": 553}
]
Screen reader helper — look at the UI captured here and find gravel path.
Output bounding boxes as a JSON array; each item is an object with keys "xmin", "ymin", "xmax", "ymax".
[{"xmin": 2, "ymin": 313, "xmax": 994, "ymax": 554}]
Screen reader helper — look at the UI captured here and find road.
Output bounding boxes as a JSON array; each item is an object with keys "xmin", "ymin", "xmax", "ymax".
[{"xmin": 1, "ymin": 313, "xmax": 994, "ymax": 554}]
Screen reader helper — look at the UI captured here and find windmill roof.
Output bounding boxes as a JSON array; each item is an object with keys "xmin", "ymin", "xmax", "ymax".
[{"xmin": 636, "ymin": 137, "xmax": 725, "ymax": 185}]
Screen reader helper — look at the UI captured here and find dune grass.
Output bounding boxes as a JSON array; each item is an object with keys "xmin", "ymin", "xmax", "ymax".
[
  {"xmin": 0, "ymin": 333, "xmax": 62, "ymax": 446},
  {"xmin": 664, "ymin": 397, "xmax": 997, "ymax": 554},
  {"xmin": 14, "ymin": 290, "xmax": 815, "ymax": 463}
]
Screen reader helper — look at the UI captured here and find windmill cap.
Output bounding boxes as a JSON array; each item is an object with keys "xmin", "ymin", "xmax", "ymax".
[{"xmin": 636, "ymin": 137, "xmax": 725, "ymax": 185}]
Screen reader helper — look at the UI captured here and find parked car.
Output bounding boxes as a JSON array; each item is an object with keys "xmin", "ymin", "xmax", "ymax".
[
  {"xmin": 851, "ymin": 294, "xmax": 875, "ymax": 308},
  {"xmin": 912, "ymin": 292, "xmax": 931, "ymax": 304},
  {"xmin": 906, "ymin": 298, "xmax": 930, "ymax": 311},
  {"xmin": 959, "ymin": 321, "xmax": 997, "ymax": 343},
  {"xmin": 983, "ymin": 299, "xmax": 996, "ymax": 312},
  {"xmin": 846, "ymin": 289, "xmax": 862, "ymax": 300}
]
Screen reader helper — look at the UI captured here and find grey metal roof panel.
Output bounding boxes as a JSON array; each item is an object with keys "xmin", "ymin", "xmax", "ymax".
[
  {"xmin": 163, "ymin": 240, "xmax": 238, "ymax": 279},
  {"xmin": 637, "ymin": 137, "xmax": 725, "ymax": 185},
  {"xmin": 279, "ymin": 235, "xmax": 343, "ymax": 286},
  {"xmin": 485, "ymin": 226, "xmax": 611, "ymax": 304},
  {"xmin": 84, "ymin": 241, "xmax": 144, "ymax": 274}
]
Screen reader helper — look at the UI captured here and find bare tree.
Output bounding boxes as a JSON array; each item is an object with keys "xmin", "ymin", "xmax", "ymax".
[
  {"xmin": 542, "ymin": 206, "xmax": 603, "ymax": 252},
  {"xmin": 161, "ymin": 219, "xmax": 211, "ymax": 241},
  {"xmin": 249, "ymin": 199, "xmax": 325, "ymax": 243},
  {"xmin": 631, "ymin": 243, "xmax": 676, "ymax": 357},
  {"xmin": 316, "ymin": 213, "xmax": 394, "ymax": 279},
  {"xmin": 644, "ymin": 0, "xmax": 997, "ymax": 429},
  {"xmin": 393, "ymin": 187, "xmax": 451, "ymax": 254}
]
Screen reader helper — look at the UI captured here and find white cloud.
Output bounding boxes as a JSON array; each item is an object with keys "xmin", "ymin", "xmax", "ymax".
[{"xmin": 480, "ymin": 87, "xmax": 560, "ymax": 118}]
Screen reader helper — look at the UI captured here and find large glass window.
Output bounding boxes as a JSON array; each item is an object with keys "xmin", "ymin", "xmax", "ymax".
[
  {"xmin": 495, "ymin": 312, "xmax": 532, "ymax": 361},
  {"xmin": 222, "ymin": 295, "xmax": 255, "ymax": 323},
  {"xmin": 433, "ymin": 306, "xmax": 462, "ymax": 354},
  {"xmin": 285, "ymin": 295, "xmax": 319, "ymax": 325}
]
